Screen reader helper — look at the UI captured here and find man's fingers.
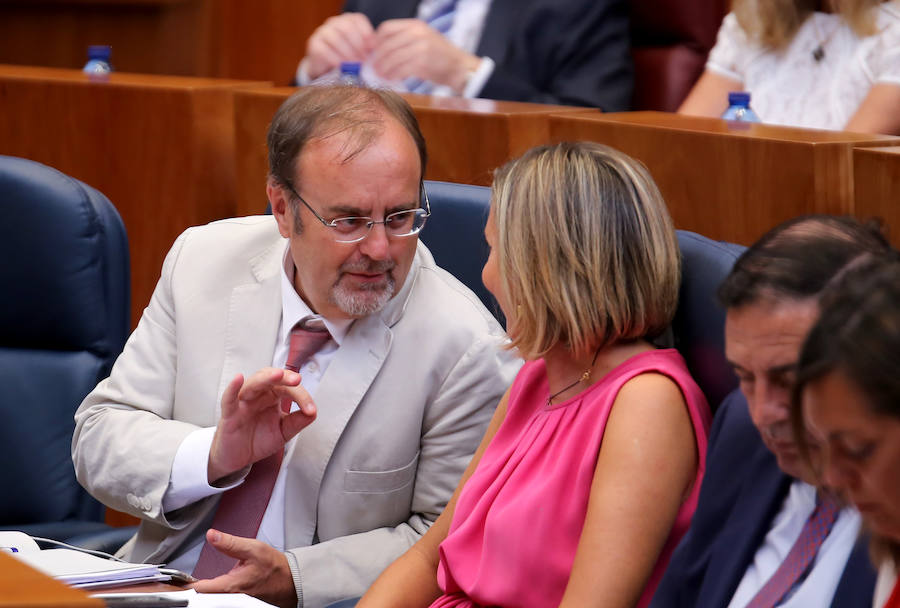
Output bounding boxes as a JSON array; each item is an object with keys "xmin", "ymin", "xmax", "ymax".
[
  {"xmin": 219, "ymin": 374, "xmax": 245, "ymax": 418},
  {"xmin": 281, "ymin": 408, "xmax": 317, "ymax": 441},
  {"xmin": 237, "ymin": 368, "xmax": 301, "ymax": 403},
  {"xmin": 307, "ymin": 12, "xmax": 376, "ymax": 77},
  {"xmin": 207, "ymin": 529, "xmax": 255, "ymax": 561},
  {"xmin": 189, "ymin": 531, "xmax": 256, "ymax": 593},
  {"xmin": 191, "ymin": 574, "xmax": 238, "ymax": 594},
  {"xmin": 276, "ymin": 382, "xmax": 315, "ymax": 414}
]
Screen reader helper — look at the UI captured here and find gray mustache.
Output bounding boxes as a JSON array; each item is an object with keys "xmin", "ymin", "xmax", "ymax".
[{"xmin": 340, "ymin": 259, "xmax": 396, "ymax": 274}]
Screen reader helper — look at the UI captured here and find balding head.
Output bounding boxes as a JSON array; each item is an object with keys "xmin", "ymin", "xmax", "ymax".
[{"xmin": 719, "ymin": 215, "xmax": 891, "ymax": 310}]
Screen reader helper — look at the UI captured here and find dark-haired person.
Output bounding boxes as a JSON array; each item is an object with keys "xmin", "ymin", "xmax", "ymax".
[
  {"xmin": 679, "ymin": 0, "xmax": 900, "ymax": 134},
  {"xmin": 794, "ymin": 258, "xmax": 900, "ymax": 608},
  {"xmin": 358, "ymin": 142, "xmax": 711, "ymax": 608},
  {"xmin": 651, "ymin": 215, "xmax": 887, "ymax": 608},
  {"xmin": 71, "ymin": 86, "xmax": 520, "ymax": 608}
]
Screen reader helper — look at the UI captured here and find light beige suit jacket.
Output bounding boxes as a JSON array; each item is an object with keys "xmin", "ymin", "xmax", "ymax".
[{"xmin": 72, "ymin": 216, "xmax": 519, "ymax": 607}]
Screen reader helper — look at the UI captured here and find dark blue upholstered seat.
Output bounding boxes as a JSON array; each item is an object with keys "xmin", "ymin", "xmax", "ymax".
[
  {"xmin": 419, "ymin": 180, "xmax": 503, "ymax": 325},
  {"xmin": 673, "ymin": 231, "xmax": 745, "ymax": 411},
  {"xmin": 0, "ymin": 155, "xmax": 135, "ymax": 553}
]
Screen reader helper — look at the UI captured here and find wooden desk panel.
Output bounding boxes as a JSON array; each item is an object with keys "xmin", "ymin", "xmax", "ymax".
[
  {"xmin": 0, "ymin": 552, "xmax": 101, "ymax": 608},
  {"xmin": 854, "ymin": 146, "xmax": 900, "ymax": 245},
  {"xmin": 0, "ymin": 0, "xmax": 216, "ymax": 76},
  {"xmin": 549, "ymin": 112, "xmax": 899, "ymax": 245},
  {"xmin": 234, "ymin": 87, "xmax": 594, "ymax": 216},
  {"xmin": 0, "ymin": 0, "xmax": 343, "ymax": 84},
  {"xmin": 213, "ymin": 0, "xmax": 343, "ymax": 85},
  {"xmin": 0, "ymin": 65, "xmax": 270, "ymax": 326}
]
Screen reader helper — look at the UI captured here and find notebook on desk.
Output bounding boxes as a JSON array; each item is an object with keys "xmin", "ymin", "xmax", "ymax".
[{"xmin": 0, "ymin": 530, "xmax": 170, "ymax": 589}]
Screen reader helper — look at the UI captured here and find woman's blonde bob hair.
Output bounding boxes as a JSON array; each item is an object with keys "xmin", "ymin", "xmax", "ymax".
[
  {"xmin": 732, "ymin": 0, "xmax": 883, "ymax": 48},
  {"xmin": 491, "ymin": 142, "xmax": 681, "ymax": 361}
]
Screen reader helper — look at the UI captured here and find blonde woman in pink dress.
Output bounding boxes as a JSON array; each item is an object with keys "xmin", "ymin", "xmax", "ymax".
[{"xmin": 357, "ymin": 142, "xmax": 711, "ymax": 608}]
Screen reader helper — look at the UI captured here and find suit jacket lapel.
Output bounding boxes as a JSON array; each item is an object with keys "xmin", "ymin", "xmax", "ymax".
[
  {"xmin": 476, "ymin": 0, "xmax": 517, "ymax": 63},
  {"xmin": 701, "ymin": 452, "xmax": 793, "ymax": 607},
  {"xmin": 361, "ymin": 0, "xmax": 419, "ymax": 26},
  {"xmin": 282, "ymin": 249, "xmax": 423, "ymax": 546},
  {"xmin": 283, "ymin": 312, "xmax": 393, "ymax": 546},
  {"xmin": 833, "ymin": 534, "xmax": 877, "ymax": 607},
  {"xmin": 217, "ymin": 238, "xmax": 284, "ymax": 412}
]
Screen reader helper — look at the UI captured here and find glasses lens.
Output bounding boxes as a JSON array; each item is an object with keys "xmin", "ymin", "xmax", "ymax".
[
  {"xmin": 386, "ymin": 209, "xmax": 426, "ymax": 236},
  {"xmin": 331, "ymin": 217, "xmax": 371, "ymax": 242}
]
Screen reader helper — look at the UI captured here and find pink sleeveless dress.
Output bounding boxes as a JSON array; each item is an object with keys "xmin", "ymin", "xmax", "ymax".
[{"xmin": 430, "ymin": 349, "xmax": 711, "ymax": 608}]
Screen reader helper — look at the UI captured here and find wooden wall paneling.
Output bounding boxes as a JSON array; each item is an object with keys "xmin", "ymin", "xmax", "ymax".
[
  {"xmin": 402, "ymin": 94, "xmax": 594, "ymax": 186},
  {"xmin": 0, "ymin": 0, "xmax": 215, "ymax": 76},
  {"xmin": 0, "ymin": 0, "xmax": 345, "ymax": 83},
  {"xmin": 549, "ymin": 111, "xmax": 900, "ymax": 245},
  {"xmin": 212, "ymin": 0, "xmax": 344, "ymax": 85},
  {"xmin": 233, "ymin": 87, "xmax": 596, "ymax": 218},
  {"xmin": 234, "ymin": 87, "xmax": 290, "ymax": 217},
  {"xmin": 854, "ymin": 146, "xmax": 900, "ymax": 244},
  {"xmin": 0, "ymin": 65, "xmax": 271, "ymax": 327}
]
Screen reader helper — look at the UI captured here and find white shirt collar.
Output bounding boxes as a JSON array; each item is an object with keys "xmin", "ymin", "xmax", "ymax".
[{"xmin": 279, "ymin": 244, "xmax": 353, "ymax": 347}]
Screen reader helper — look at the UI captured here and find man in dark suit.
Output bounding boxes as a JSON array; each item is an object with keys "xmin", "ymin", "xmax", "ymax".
[
  {"xmin": 651, "ymin": 215, "xmax": 891, "ymax": 608},
  {"xmin": 295, "ymin": 0, "xmax": 633, "ymax": 110}
]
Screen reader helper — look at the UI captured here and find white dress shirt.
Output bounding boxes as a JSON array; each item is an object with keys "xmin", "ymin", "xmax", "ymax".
[
  {"xmin": 727, "ymin": 481, "xmax": 863, "ymax": 608},
  {"xmin": 163, "ymin": 246, "xmax": 352, "ymax": 573}
]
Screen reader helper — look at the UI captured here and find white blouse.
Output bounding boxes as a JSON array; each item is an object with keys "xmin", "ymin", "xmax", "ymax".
[{"xmin": 706, "ymin": 3, "xmax": 900, "ymax": 130}]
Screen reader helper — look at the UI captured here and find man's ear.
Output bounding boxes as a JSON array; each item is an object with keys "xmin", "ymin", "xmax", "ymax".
[{"xmin": 266, "ymin": 178, "xmax": 292, "ymax": 238}]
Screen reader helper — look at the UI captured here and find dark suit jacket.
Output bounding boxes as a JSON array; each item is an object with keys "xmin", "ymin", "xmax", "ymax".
[
  {"xmin": 649, "ymin": 390, "xmax": 876, "ymax": 608},
  {"xmin": 342, "ymin": 0, "xmax": 633, "ymax": 110}
]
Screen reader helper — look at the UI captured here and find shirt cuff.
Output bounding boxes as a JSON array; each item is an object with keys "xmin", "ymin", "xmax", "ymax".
[
  {"xmin": 286, "ymin": 551, "xmax": 304, "ymax": 608},
  {"xmin": 162, "ymin": 426, "xmax": 247, "ymax": 513},
  {"xmin": 462, "ymin": 56, "xmax": 495, "ymax": 98}
]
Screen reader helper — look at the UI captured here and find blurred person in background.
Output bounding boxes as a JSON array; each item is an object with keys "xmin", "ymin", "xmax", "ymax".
[{"xmin": 679, "ymin": 0, "xmax": 900, "ymax": 134}]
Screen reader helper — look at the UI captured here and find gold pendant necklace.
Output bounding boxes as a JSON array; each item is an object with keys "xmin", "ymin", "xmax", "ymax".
[
  {"xmin": 811, "ymin": 14, "xmax": 839, "ymax": 62},
  {"xmin": 547, "ymin": 345, "xmax": 603, "ymax": 406}
]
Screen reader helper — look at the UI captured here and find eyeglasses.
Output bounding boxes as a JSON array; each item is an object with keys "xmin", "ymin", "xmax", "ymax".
[{"xmin": 285, "ymin": 183, "xmax": 431, "ymax": 244}]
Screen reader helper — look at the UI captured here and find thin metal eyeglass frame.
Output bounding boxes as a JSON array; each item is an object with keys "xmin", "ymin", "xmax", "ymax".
[{"xmin": 285, "ymin": 182, "xmax": 431, "ymax": 243}]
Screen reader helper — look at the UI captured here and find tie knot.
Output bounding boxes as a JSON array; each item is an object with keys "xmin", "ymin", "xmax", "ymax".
[{"xmin": 286, "ymin": 316, "xmax": 331, "ymax": 372}]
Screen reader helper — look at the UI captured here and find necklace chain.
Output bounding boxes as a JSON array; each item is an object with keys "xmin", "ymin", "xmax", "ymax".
[
  {"xmin": 811, "ymin": 14, "xmax": 839, "ymax": 62},
  {"xmin": 547, "ymin": 345, "xmax": 603, "ymax": 406}
]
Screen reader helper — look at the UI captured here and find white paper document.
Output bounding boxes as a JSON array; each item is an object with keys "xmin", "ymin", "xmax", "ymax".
[{"xmin": 0, "ymin": 530, "xmax": 168, "ymax": 588}]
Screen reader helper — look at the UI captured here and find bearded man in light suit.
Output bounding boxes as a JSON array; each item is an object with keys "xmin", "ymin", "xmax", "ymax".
[{"xmin": 72, "ymin": 86, "xmax": 519, "ymax": 608}]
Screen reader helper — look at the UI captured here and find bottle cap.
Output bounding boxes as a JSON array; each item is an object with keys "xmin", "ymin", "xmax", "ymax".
[
  {"xmin": 87, "ymin": 45, "xmax": 112, "ymax": 60},
  {"xmin": 340, "ymin": 62, "xmax": 361, "ymax": 76},
  {"xmin": 728, "ymin": 91, "xmax": 751, "ymax": 106}
]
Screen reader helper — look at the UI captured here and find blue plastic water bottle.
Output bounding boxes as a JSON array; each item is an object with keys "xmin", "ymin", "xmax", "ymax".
[
  {"xmin": 83, "ymin": 45, "xmax": 113, "ymax": 81},
  {"xmin": 339, "ymin": 62, "xmax": 363, "ymax": 86},
  {"xmin": 721, "ymin": 92, "xmax": 760, "ymax": 122}
]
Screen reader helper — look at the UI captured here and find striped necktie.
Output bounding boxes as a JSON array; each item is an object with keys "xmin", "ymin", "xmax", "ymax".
[
  {"xmin": 408, "ymin": 0, "xmax": 459, "ymax": 94},
  {"xmin": 192, "ymin": 317, "xmax": 330, "ymax": 579},
  {"xmin": 744, "ymin": 495, "xmax": 840, "ymax": 607}
]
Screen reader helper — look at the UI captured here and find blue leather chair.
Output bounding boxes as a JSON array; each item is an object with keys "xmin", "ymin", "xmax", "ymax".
[
  {"xmin": 673, "ymin": 231, "xmax": 745, "ymax": 411},
  {"xmin": 419, "ymin": 180, "xmax": 503, "ymax": 325},
  {"xmin": 0, "ymin": 156, "xmax": 135, "ymax": 552}
]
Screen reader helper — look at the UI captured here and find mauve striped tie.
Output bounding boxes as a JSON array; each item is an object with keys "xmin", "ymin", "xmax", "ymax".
[
  {"xmin": 192, "ymin": 317, "xmax": 330, "ymax": 579},
  {"xmin": 744, "ymin": 494, "xmax": 840, "ymax": 607}
]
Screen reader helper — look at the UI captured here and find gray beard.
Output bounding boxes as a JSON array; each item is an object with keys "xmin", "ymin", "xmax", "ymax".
[{"xmin": 330, "ymin": 274, "xmax": 396, "ymax": 317}]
